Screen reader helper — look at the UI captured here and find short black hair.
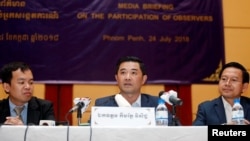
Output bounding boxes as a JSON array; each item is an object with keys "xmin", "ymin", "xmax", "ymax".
[
  {"xmin": 0, "ymin": 61, "xmax": 32, "ymax": 84},
  {"xmin": 115, "ymin": 56, "xmax": 146, "ymax": 75},
  {"xmin": 219, "ymin": 62, "xmax": 249, "ymax": 83}
]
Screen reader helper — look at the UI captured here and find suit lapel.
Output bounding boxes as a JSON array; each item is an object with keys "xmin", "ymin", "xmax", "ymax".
[
  {"xmin": 110, "ymin": 95, "xmax": 119, "ymax": 106},
  {"xmin": 214, "ymin": 97, "xmax": 227, "ymax": 123},
  {"xmin": 27, "ymin": 97, "xmax": 40, "ymax": 125},
  {"xmin": 141, "ymin": 94, "xmax": 150, "ymax": 107},
  {"xmin": 240, "ymin": 97, "xmax": 250, "ymax": 119},
  {"xmin": 0, "ymin": 99, "xmax": 11, "ymax": 122}
]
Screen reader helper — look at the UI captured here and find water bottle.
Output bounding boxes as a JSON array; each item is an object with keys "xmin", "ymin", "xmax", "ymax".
[
  {"xmin": 155, "ymin": 98, "xmax": 168, "ymax": 126},
  {"xmin": 231, "ymin": 98, "xmax": 244, "ymax": 125}
]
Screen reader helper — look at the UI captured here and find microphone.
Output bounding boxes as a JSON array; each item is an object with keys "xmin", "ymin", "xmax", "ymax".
[
  {"xmin": 69, "ymin": 102, "xmax": 84, "ymax": 113},
  {"xmin": 115, "ymin": 94, "xmax": 131, "ymax": 107},
  {"xmin": 159, "ymin": 90, "xmax": 183, "ymax": 106},
  {"xmin": 68, "ymin": 97, "xmax": 91, "ymax": 113}
]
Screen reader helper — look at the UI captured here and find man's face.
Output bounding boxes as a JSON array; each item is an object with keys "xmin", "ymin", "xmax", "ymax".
[
  {"xmin": 3, "ymin": 68, "xmax": 34, "ymax": 105},
  {"xmin": 115, "ymin": 61, "xmax": 147, "ymax": 95},
  {"xmin": 218, "ymin": 67, "xmax": 248, "ymax": 99}
]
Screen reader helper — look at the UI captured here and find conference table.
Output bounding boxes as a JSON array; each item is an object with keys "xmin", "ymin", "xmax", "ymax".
[{"xmin": 0, "ymin": 125, "xmax": 207, "ymax": 141}]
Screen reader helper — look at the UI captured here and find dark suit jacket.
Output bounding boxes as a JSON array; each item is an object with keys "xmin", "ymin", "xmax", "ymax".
[
  {"xmin": 192, "ymin": 96, "xmax": 250, "ymax": 125},
  {"xmin": 0, "ymin": 96, "xmax": 55, "ymax": 125},
  {"xmin": 94, "ymin": 93, "xmax": 174, "ymax": 125}
]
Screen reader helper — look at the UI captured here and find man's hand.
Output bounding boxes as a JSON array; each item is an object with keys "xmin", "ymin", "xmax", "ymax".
[
  {"xmin": 243, "ymin": 119, "xmax": 250, "ymax": 125},
  {"xmin": 4, "ymin": 116, "xmax": 24, "ymax": 125},
  {"xmin": 223, "ymin": 119, "xmax": 250, "ymax": 125}
]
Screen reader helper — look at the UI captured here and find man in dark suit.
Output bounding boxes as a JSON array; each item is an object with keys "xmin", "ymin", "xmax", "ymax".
[
  {"xmin": 193, "ymin": 62, "xmax": 250, "ymax": 125},
  {"xmin": 94, "ymin": 56, "xmax": 173, "ymax": 125},
  {"xmin": 0, "ymin": 61, "xmax": 55, "ymax": 125}
]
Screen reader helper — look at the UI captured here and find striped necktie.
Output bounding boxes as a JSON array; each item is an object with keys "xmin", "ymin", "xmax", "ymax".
[{"xmin": 14, "ymin": 106, "xmax": 24, "ymax": 122}]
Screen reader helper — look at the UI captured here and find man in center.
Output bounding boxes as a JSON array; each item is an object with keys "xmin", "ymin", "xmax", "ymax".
[{"xmin": 94, "ymin": 56, "xmax": 173, "ymax": 125}]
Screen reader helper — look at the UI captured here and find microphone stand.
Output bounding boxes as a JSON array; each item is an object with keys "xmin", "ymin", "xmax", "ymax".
[
  {"xmin": 171, "ymin": 104, "xmax": 181, "ymax": 126},
  {"xmin": 77, "ymin": 107, "xmax": 82, "ymax": 126}
]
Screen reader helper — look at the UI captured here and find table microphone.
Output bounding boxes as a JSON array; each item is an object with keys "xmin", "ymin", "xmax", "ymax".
[
  {"xmin": 68, "ymin": 97, "xmax": 91, "ymax": 113},
  {"xmin": 115, "ymin": 94, "xmax": 131, "ymax": 107},
  {"xmin": 68, "ymin": 101, "xmax": 85, "ymax": 113},
  {"xmin": 159, "ymin": 90, "xmax": 183, "ymax": 106}
]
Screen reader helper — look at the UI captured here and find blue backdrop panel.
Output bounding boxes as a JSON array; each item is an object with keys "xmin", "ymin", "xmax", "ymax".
[{"xmin": 0, "ymin": 0, "xmax": 224, "ymax": 84}]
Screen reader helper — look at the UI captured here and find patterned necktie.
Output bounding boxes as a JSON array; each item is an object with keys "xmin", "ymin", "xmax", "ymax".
[{"xmin": 14, "ymin": 106, "xmax": 24, "ymax": 122}]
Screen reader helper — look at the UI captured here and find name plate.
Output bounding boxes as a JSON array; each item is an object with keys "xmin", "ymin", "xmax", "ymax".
[{"xmin": 91, "ymin": 106, "xmax": 156, "ymax": 127}]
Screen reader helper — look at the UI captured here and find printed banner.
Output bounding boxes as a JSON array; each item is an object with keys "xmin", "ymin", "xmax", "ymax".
[{"xmin": 0, "ymin": 0, "xmax": 224, "ymax": 84}]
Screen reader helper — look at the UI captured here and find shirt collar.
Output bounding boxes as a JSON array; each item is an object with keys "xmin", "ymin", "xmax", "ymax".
[
  {"xmin": 131, "ymin": 94, "xmax": 141, "ymax": 107},
  {"xmin": 9, "ymin": 98, "xmax": 28, "ymax": 111},
  {"xmin": 221, "ymin": 96, "xmax": 232, "ymax": 122}
]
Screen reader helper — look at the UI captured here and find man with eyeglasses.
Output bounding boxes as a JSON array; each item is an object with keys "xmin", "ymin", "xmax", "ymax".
[{"xmin": 193, "ymin": 62, "xmax": 250, "ymax": 125}]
